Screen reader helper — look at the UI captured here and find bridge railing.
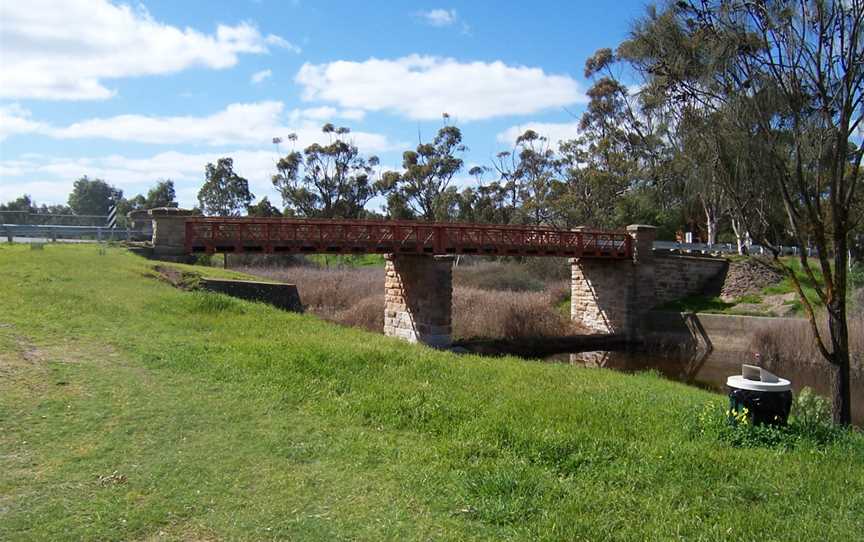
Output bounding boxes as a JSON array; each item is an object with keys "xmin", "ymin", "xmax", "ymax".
[{"xmin": 184, "ymin": 218, "xmax": 632, "ymax": 258}]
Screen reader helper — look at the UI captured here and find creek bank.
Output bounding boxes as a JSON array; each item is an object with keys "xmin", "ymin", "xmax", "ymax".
[{"xmin": 720, "ymin": 258, "xmax": 784, "ymax": 300}]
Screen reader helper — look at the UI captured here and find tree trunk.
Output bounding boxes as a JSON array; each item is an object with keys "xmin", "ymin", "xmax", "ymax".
[
  {"xmin": 702, "ymin": 200, "xmax": 718, "ymax": 246},
  {"xmin": 829, "ymin": 349, "xmax": 852, "ymax": 425},
  {"xmin": 828, "ymin": 235, "xmax": 852, "ymax": 425},
  {"xmin": 731, "ymin": 216, "xmax": 747, "ymax": 255},
  {"xmin": 828, "ymin": 305, "xmax": 852, "ymax": 425}
]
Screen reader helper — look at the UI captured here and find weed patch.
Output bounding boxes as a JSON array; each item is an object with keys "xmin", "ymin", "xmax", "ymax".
[{"xmin": 692, "ymin": 388, "xmax": 859, "ymax": 451}]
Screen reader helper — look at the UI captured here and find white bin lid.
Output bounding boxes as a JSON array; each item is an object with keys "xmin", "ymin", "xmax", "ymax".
[{"xmin": 727, "ymin": 364, "xmax": 791, "ymax": 392}]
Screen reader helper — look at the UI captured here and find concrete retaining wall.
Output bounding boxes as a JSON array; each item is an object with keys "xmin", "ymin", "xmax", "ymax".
[
  {"xmin": 199, "ymin": 278, "xmax": 302, "ymax": 312},
  {"xmin": 643, "ymin": 311, "xmax": 804, "ymax": 361}
]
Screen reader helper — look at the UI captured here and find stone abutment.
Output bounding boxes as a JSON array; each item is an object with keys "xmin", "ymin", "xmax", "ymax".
[{"xmin": 149, "ymin": 207, "xmax": 198, "ymax": 260}]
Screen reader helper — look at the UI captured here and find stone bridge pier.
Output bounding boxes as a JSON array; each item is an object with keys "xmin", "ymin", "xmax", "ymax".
[
  {"xmin": 384, "ymin": 254, "xmax": 454, "ymax": 348},
  {"xmin": 570, "ymin": 225, "xmax": 657, "ymax": 337}
]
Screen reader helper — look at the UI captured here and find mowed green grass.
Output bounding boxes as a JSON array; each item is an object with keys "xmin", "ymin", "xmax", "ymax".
[{"xmin": 0, "ymin": 244, "xmax": 862, "ymax": 541}]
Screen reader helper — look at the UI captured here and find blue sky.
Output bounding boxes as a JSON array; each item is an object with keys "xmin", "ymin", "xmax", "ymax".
[{"xmin": 0, "ymin": 0, "xmax": 650, "ymax": 210}]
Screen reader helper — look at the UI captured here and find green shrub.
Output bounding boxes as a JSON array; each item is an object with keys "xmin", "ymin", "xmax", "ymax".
[
  {"xmin": 849, "ymin": 263, "xmax": 864, "ymax": 289},
  {"xmin": 787, "ymin": 387, "xmax": 847, "ymax": 446},
  {"xmin": 735, "ymin": 293, "xmax": 763, "ymax": 304}
]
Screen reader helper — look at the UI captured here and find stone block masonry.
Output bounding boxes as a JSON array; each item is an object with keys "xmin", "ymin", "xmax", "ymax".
[
  {"xmin": 149, "ymin": 207, "xmax": 199, "ymax": 260},
  {"xmin": 571, "ymin": 259, "xmax": 637, "ymax": 334},
  {"xmin": 653, "ymin": 254, "xmax": 728, "ymax": 306},
  {"xmin": 384, "ymin": 254, "xmax": 454, "ymax": 348},
  {"xmin": 571, "ymin": 225, "xmax": 656, "ymax": 336}
]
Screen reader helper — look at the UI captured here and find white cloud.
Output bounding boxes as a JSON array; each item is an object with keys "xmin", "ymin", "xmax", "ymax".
[
  {"xmin": 0, "ymin": 102, "xmax": 399, "ymax": 151},
  {"xmin": 50, "ymin": 102, "xmax": 289, "ymax": 146},
  {"xmin": 251, "ymin": 69, "xmax": 273, "ymax": 84},
  {"xmin": 496, "ymin": 121, "xmax": 582, "ymax": 146},
  {"xmin": 0, "ymin": 150, "xmax": 282, "ymax": 207},
  {"xmin": 417, "ymin": 9, "xmax": 458, "ymax": 27},
  {"xmin": 264, "ymin": 34, "xmax": 302, "ymax": 53},
  {"xmin": 0, "ymin": 0, "xmax": 299, "ymax": 100},
  {"xmin": 295, "ymin": 55, "xmax": 585, "ymax": 121},
  {"xmin": 0, "ymin": 104, "xmax": 47, "ymax": 141}
]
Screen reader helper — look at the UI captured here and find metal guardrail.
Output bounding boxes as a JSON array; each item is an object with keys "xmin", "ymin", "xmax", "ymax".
[
  {"xmin": 653, "ymin": 240, "xmax": 816, "ymax": 256},
  {"xmin": 0, "ymin": 212, "xmax": 111, "ymax": 226},
  {"xmin": 1, "ymin": 224, "xmax": 152, "ymax": 242}
]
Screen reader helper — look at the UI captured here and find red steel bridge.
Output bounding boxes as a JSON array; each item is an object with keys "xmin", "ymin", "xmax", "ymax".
[{"xmin": 184, "ymin": 218, "xmax": 632, "ymax": 259}]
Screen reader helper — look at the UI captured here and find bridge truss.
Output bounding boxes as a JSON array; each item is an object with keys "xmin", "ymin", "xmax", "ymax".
[{"xmin": 184, "ymin": 218, "xmax": 632, "ymax": 259}]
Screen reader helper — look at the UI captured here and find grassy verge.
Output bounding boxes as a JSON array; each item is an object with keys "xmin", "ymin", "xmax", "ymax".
[
  {"xmin": 1, "ymin": 244, "xmax": 862, "ymax": 541},
  {"xmin": 761, "ymin": 258, "xmax": 827, "ymax": 310}
]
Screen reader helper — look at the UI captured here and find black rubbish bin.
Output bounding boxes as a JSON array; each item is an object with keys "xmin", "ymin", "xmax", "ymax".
[{"xmin": 727, "ymin": 364, "xmax": 793, "ymax": 426}]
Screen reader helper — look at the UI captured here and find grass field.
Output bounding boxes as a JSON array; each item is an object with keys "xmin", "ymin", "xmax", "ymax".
[{"xmin": 1, "ymin": 244, "xmax": 862, "ymax": 541}]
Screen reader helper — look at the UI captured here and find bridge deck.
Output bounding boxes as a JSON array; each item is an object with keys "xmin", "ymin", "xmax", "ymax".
[{"xmin": 184, "ymin": 218, "xmax": 632, "ymax": 258}]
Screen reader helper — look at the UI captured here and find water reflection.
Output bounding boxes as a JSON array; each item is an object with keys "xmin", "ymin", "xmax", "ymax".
[{"xmin": 563, "ymin": 350, "xmax": 864, "ymax": 425}]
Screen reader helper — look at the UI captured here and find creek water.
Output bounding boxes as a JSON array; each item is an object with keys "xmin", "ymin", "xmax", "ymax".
[{"xmin": 555, "ymin": 350, "xmax": 864, "ymax": 425}]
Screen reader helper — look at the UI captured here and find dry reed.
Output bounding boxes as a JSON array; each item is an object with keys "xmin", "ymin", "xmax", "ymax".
[
  {"xmin": 750, "ymin": 315, "xmax": 863, "ymax": 370},
  {"xmin": 238, "ymin": 263, "xmax": 576, "ymax": 340},
  {"xmin": 452, "ymin": 286, "xmax": 574, "ymax": 339}
]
